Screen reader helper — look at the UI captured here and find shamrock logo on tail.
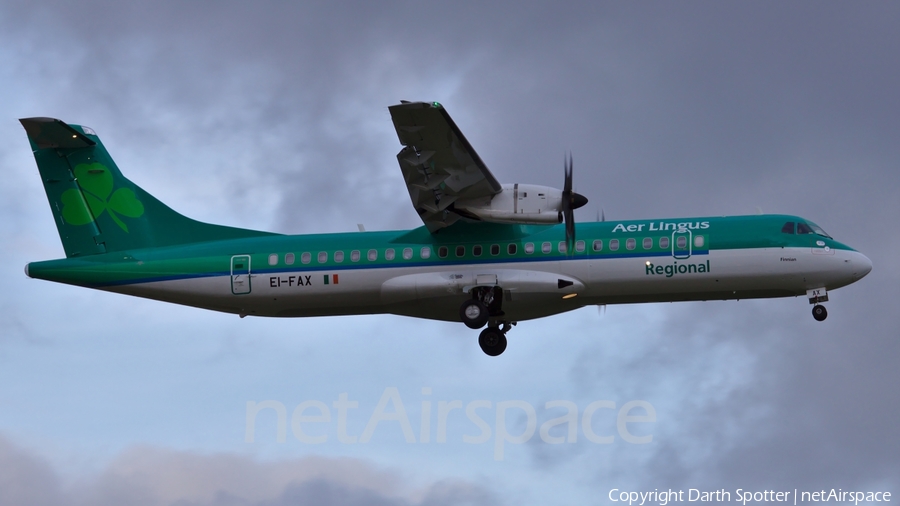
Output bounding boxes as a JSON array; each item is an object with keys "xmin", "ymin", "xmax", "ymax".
[{"xmin": 61, "ymin": 163, "xmax": 144, "ymax": 232}]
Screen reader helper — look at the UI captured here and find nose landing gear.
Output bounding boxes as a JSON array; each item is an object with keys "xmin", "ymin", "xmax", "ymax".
[
  {"xmin": 808, "ymin": 287, "xmax": 829, "ymax": 322},
  {"xmin": 812, "ymin": 304, "xmax": 828, "ymax": 321}
]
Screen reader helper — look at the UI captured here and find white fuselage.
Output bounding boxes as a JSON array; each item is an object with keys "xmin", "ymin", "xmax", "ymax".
[{"xmin": 106, "ymin": 246, "xmax": 872, "ymax": 323}]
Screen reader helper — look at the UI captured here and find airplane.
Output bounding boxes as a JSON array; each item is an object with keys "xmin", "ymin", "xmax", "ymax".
[{"xmin": 20, "ymin": 101, "xmax": 872, "ymax": 356}]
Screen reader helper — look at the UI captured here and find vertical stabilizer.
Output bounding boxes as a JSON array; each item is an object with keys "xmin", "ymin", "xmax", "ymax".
[{"xmin": 20, "ymin": 117, "xmax": 275, "ymax": 257}]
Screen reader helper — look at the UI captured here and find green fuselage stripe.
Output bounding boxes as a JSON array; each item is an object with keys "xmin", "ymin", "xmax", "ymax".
[{"xmin": 26, "ymin": 214, "xmax": 853, "ymax": 288}]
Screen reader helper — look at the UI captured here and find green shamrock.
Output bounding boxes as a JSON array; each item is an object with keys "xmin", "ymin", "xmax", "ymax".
[{"xmin": 61, "ymin": 163, "xmax": 144, "ymax": 232}]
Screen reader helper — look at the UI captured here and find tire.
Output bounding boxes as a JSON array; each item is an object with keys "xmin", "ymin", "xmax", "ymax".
[
  {"xmin": 459, "ymin": 299, "xmax": 489, "ymax": 329},
  {"xmin": 478, "ymin": 328, "xmax": 508, "ymax": 356},
  {"xmin": 812, "ymin": 305, "xmax": 828, "ymax": 322}
]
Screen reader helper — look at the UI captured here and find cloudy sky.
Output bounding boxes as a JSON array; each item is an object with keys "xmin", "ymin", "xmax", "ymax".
[{"xmin": 1, "ymin": 2, "xmax": 898, "ymax": 504}]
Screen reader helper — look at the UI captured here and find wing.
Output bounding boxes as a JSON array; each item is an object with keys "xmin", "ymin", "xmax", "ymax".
[{"xmin": 389, "ymin": 101, "xmax": 502, "ymax": 232}]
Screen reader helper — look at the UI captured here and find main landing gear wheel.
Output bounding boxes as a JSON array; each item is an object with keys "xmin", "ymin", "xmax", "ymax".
[
  {"xmin": 460, "ymin": 299, "xmax": 489, "ymax": 329},
  {"xmin": 479, "ymin": 327, "xmax": 508, "ymax": 356},
  {"xmin": 812, "ymin": 304, "xmax": 828, "ymax": 322}
]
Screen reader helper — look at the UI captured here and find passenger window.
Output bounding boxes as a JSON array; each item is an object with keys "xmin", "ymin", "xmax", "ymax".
[
  {"xmin": 301, "ymin": 252, "xmax": 312, "ymax": 264},
  {"xmin": 642, "ymin": 238, "xmax": 652, "ymax": 249},
  {"xmin": 402, "ymin": 247, "xmax": 413, "ymax": 260},
  {"xmin": 268, "ymin": 253, "xmax": 278, "ymax": 266},
  {"xmin": 781, "ymin": 222, "xmax": 795, "ymax": 234},
  {"xmin": 490, "ymin": 244, "xmax": 500, "ymax": 256},
  {"xmin": 626, "ymin": 238, "xmax": 636, "ymax": 250},
  {"xmin": 317, "ymin": 251, "xmax": 328, "ymax": 263},
  {"xmin": 694, "ymin": 235, "xmax": 705, "ymax": 248},
  {"xmin": 420, "ymin": 246, "xmax": 431, "ymax": 259},
  {"xmin": 350, "ymin": 250, "xmax": 360, "ymax": 262},
  {"xmin": 797, "ymin": 223, "xmax": 813, "ymax": 234},
  {"xmin": 609, "ymin": 239, "xmax": 619, "ymax": 251},
  {"xmin": 285, "ymin": 253, "xmax": 295, "ymax": 265},
  {"xmin": 575, "ymin": 240, "xmax": 585, "ymax": 252},
  {"xmin": 385, "ymin": 248, "xmax": 395, "ymax": 260},
  {"xmin": 367, "ymin": 249, "xmax": 378, "ymax": 261},
  {"xmin": 659, "ymin": 237, "xmax": 669, "ymax": 249},
  {"xmin": 558, "ymin": 241, "xmax": 567, "ymax": 253},
  {"xmin": 334, "ymin": 251, "xmax": 344, "ymax": 263},
  {"xmin": 508, "ymin": 243, "xmax": 517, "ymax": 255},
  {"xmin": 438, "ymin": 246, "xmax": 448, "ymax": 258},
  {"xmin": 456, "ymin": 245, "xmax": 465, "ymax": 257},
  {"xmin": 473, "ymin": 245, "xmax": 483, "ymax": 256},
  {"xmin": 524, "ymin": 242, "xmax": 535, "ymax": 254},
  {"xmin": 676, "ymin": 236, "xmax": 687, "ymax": 249},
  {"xmin": 542, "ymin": 242, "xmax": 551, "ymax": 254},
  {"xmin": 592, "ymin": 239, "xmax": 602, "ymax": 252}
]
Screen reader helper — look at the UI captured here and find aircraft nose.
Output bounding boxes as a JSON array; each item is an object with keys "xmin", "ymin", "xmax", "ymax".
[
  {"xmin": 857, "ymin": 252, "xmax": 873, "ymax": 278},
  {"xmin": 848, "ymin": 251, "xmax": 872, "ymax": 280}
]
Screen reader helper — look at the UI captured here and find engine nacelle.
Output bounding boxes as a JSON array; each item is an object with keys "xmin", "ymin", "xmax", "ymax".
[{"xmin": 457, "ymin": 184, "xmax": 563, "ymax": 224}]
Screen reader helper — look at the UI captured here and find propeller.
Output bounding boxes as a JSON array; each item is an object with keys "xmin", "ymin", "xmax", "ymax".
[{"xmin": 561, "ymin": 154, "xmax": 588, "ymax": 252}]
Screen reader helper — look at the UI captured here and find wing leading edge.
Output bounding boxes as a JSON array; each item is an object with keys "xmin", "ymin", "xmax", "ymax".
[{"xmin": 389, "ymin": 101, "xmax": 502, "ymax": 232}]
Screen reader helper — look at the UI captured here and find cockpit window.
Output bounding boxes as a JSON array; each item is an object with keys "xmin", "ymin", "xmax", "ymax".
[
  {"xmin": 807, "ymin": 221, "xmax": 832, "ymax": 239},
  {"xmin": 797, "ymin": 223, "xmax": 813, "ymax": 235},
  {"xmin": 781, "ymin": 222, "xmax": 795, "ymax": 234}
]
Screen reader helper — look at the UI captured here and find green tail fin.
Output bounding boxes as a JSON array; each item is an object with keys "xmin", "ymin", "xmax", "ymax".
[{"xmin": 20, "ymin": 117, "xmax": 275, "ymax": 257}]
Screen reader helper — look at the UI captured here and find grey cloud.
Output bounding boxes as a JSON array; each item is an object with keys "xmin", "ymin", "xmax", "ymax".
[
  {"xmin": 533, "ymin": 295, "xmax": 899, "ymax": 492},
  {"xmin": 0, "ymin": 437, "xmax": 63, "ymax": 506},
  {"xmin": 0, "ymin": 436, "xmax": 496, "ymax": 506},
  {"xmin": 2, "ymin": 0, "xmax": 899, "ymax": 501}
]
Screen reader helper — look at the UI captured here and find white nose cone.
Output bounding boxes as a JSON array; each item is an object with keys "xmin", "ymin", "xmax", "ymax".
[{"xmin": 857, "ymin": 252, "xmax": 873, "ymax": 278}]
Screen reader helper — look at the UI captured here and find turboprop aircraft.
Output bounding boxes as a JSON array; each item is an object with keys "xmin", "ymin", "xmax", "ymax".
[{"xmin": 20, "ymin": 101, "xmax": 872, "ymax": 356}]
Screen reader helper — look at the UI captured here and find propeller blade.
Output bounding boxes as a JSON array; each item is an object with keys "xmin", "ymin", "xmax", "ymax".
[{"xmin": 562, "ymin": 154, "xmax": 577, "ymax": 253}]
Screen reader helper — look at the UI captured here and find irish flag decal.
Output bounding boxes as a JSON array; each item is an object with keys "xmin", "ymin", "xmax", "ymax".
[{"xmin": 323, "ymin": 274, "xmax": 339, "ymax": 285}]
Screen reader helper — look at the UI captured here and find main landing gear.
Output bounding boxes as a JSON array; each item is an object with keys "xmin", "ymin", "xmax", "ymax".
[
  {"xmin": 478, "ymin": 322, "xmax": 515, "ymax": 356},
  {"xmin": 459, "ymin": 287, "xmax": 514, "ymax": 356},
  {"xmin": 459, "ymin": 299, "xmax": 490, "ymax": 329}
]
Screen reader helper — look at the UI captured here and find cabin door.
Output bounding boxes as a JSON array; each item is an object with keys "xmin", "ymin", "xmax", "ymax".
[{"xmin": 231, "ymin": 255, "xmax": 252, "ymax": 295}]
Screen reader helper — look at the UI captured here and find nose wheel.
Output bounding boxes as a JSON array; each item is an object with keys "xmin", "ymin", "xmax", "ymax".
[{"xmin": 812, "ymin": 304, "xmax": 828, "ymax": 321}]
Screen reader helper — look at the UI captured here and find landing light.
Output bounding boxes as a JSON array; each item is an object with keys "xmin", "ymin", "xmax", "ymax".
[
  {"xmin": 646, "ymin": 261, "xmax": 651, "ymax": 266},
  {"xmin": 562, "ymin": 293, "xmax": 578, "ymax": 299}
]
